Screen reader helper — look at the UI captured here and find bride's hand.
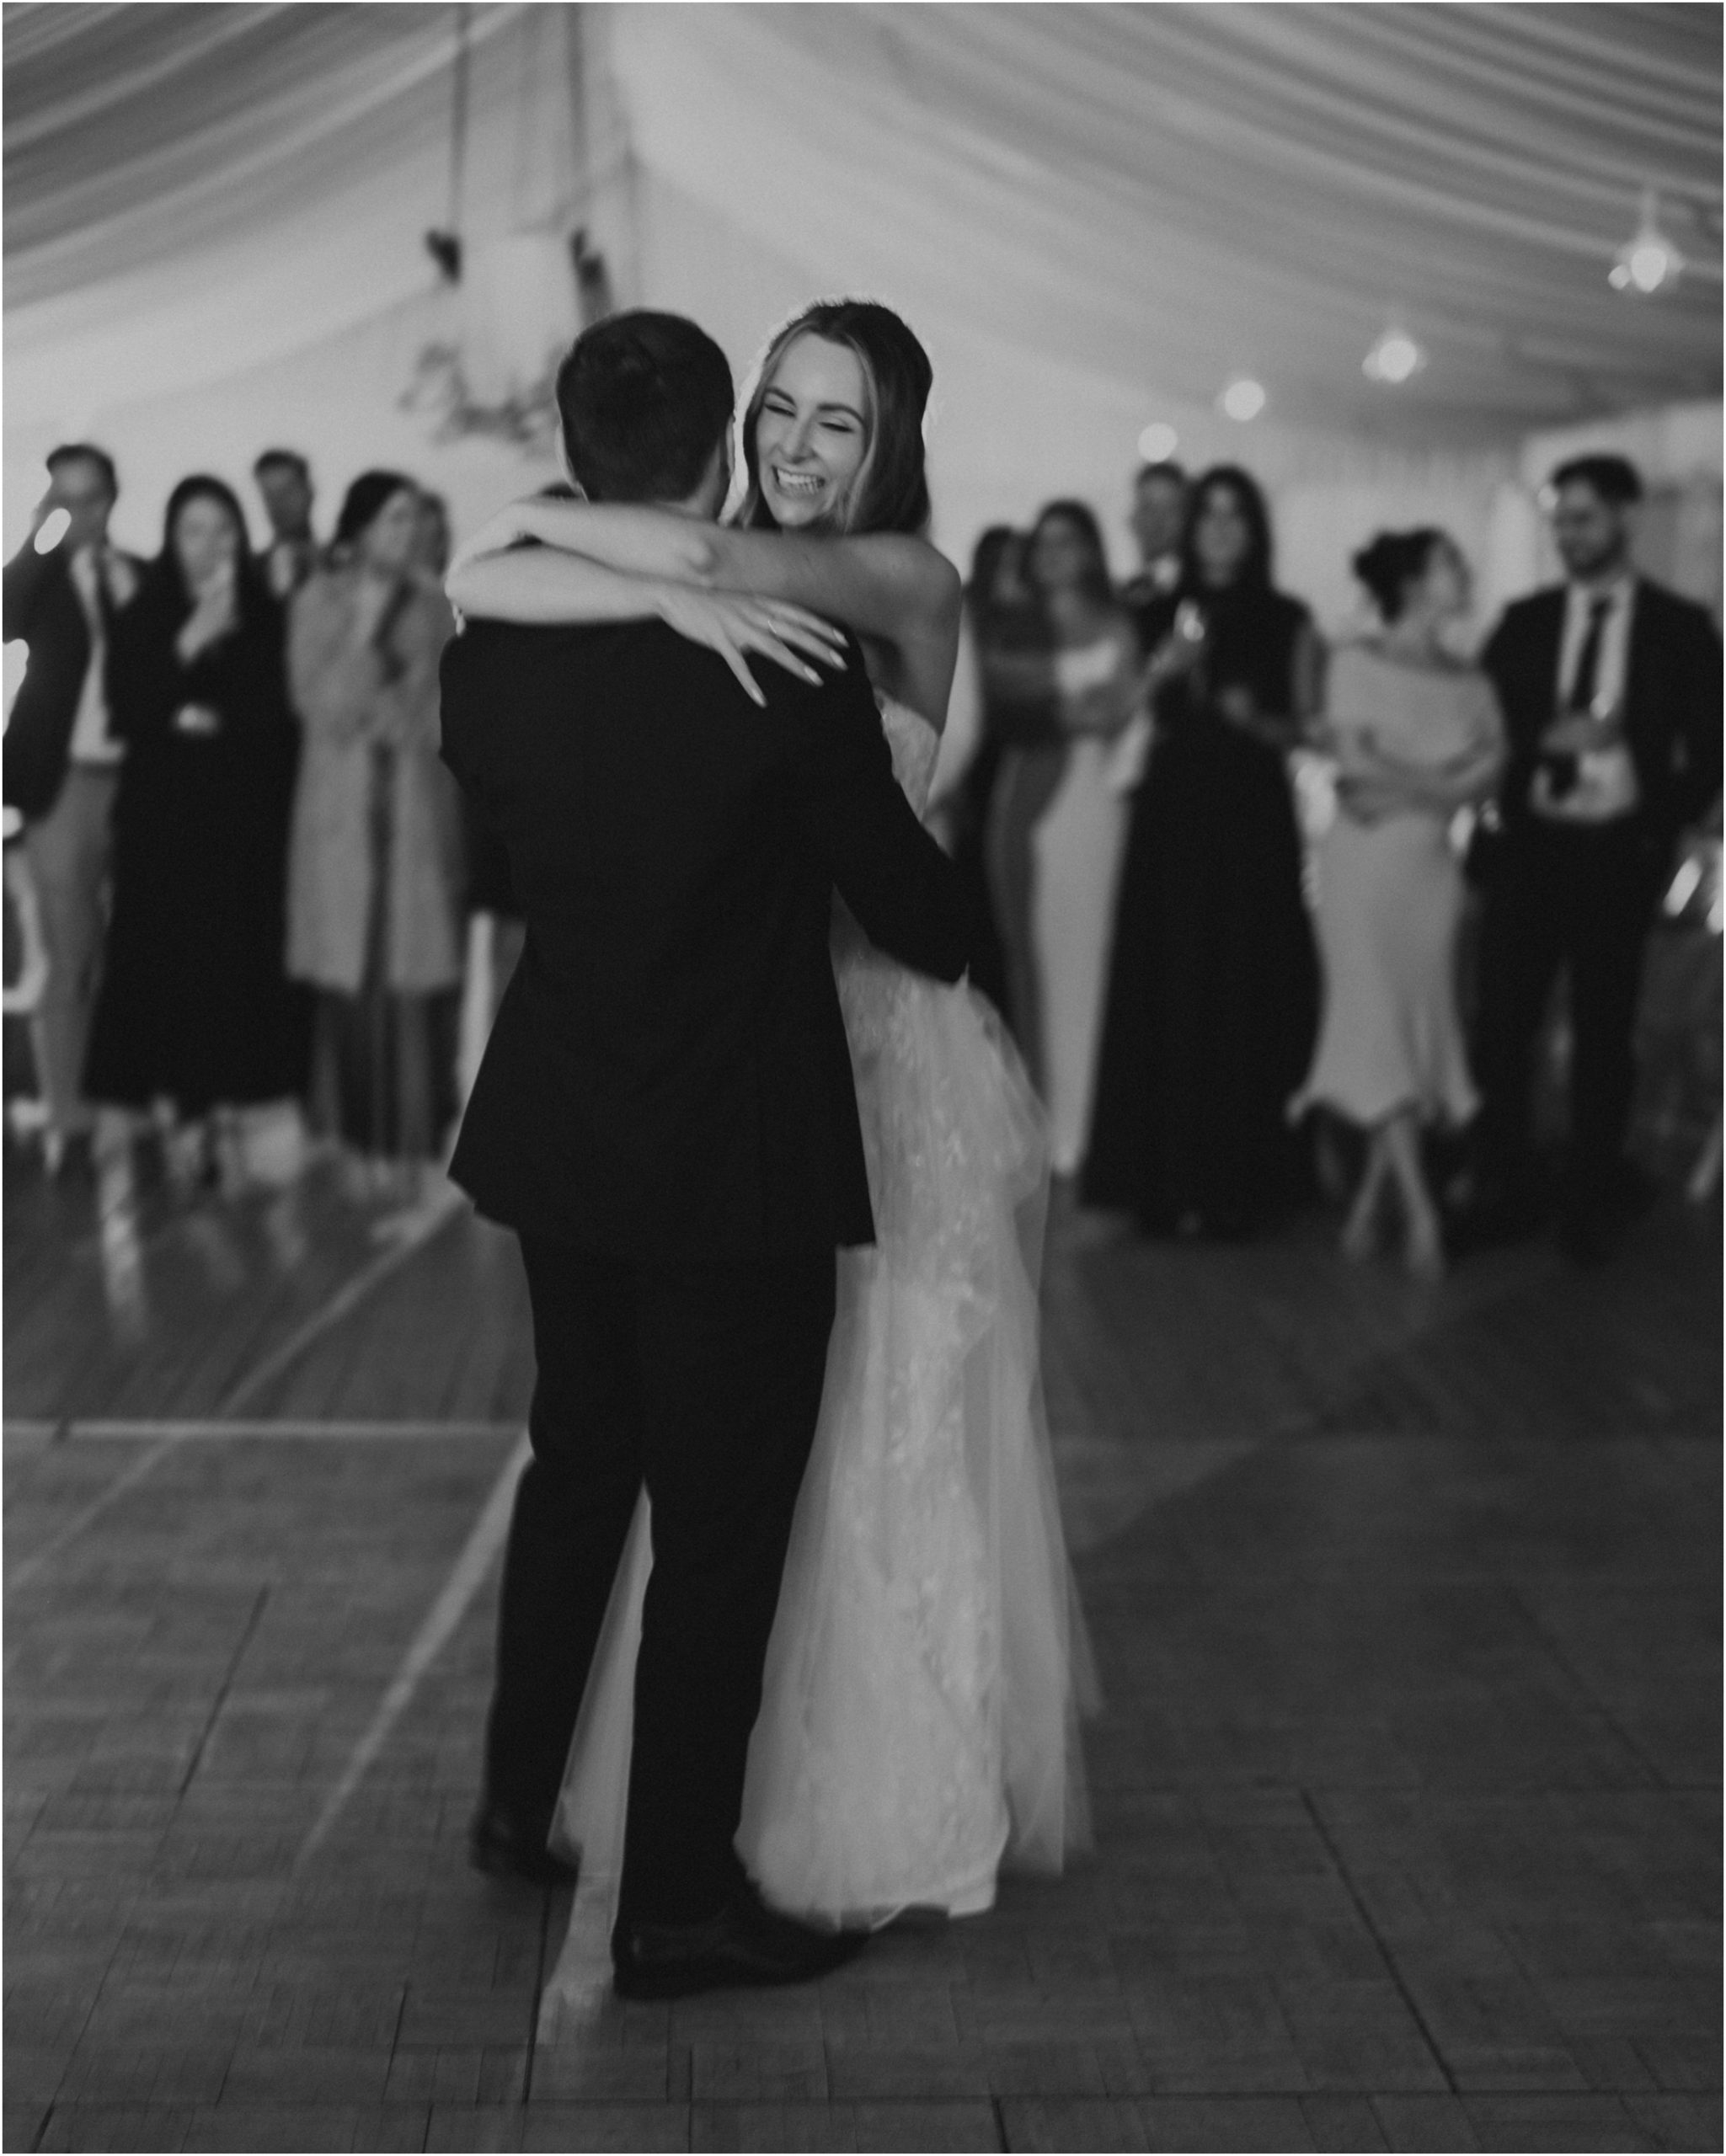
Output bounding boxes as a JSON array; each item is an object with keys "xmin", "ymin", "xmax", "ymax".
[{"xmin": 653, "ymin": 585, "xmax": 849, "ymax": 707}]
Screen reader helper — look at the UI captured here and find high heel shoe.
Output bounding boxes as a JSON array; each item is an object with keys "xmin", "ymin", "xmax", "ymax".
[
  {"xmin": 1340, "ymin": 1200, "xmax": 1378, "ymax": 1263},
  {"xmin": 1403, "ymin": 1214, "xmax": 1446, "ymax": 1283},
  {"xmin": 1341, "ymin": 1172, "xmax": 1386, "ymax": 1262}
]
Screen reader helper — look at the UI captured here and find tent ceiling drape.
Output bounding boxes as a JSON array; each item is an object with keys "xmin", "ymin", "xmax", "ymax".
[
  {"xmin": 6, "ymin": 7, "xmax": 462, "ymax": 287},
  {"xmin": 610, "ymin": 4, "xmax": 1719, "ymax": 443},
  {"xmin": 3, "ymin": 4, "xmax": 1720, "ymax": 455}
]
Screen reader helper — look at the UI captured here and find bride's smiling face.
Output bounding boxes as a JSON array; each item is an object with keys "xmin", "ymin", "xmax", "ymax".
[{"xmin": 755, "ymin": 334, "xmax": 871, "ymax": 530}]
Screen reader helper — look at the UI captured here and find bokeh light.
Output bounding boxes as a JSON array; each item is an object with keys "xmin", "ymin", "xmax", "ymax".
[
  {"xmin": 1363, "ymin": 328, "xmax": 1425, "ymax": 385},
  {"xmin": 1218, "ymin": 377, "xmax": 1266, "ymax": 422}
]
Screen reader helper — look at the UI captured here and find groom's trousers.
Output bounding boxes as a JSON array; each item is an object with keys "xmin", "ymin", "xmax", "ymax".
[{"xmin": 488, "ymin": 1235, "xmax": 836, "ymax": 1924}]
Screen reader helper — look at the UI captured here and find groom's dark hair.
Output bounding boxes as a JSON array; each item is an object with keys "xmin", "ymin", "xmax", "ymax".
[{"xmin": 555, "ymin": 312, "xmax": 734, "ymax": 504}]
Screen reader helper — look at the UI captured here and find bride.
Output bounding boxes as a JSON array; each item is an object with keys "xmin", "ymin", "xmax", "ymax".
[{"xmin": 448, "ymin": 299, "xmax": 1095, "ymax": 1983}]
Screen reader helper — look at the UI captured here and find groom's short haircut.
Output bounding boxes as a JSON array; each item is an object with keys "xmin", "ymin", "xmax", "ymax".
[{"xmin": 555, "ymin": 312, "xmax": 734, "ymax": 504}]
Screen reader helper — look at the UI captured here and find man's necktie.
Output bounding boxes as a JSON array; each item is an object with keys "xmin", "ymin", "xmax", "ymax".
[
  {"xmin": 1567, "ymin": 595, "xmax": 1611, "ymax": 714},
  {"xmin": 94, "ymin": 552, "xmax": 118, "ymax": 641}
]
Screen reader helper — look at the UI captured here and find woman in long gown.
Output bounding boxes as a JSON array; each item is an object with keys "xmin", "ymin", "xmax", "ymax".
[
  {"xmin": 448, "ymin": 300, "xmax": 1093, "ymax": 1977},
  {"xmin": 84, "ymin": 476, "xmax": 308, "ymax": 1171},
  {"xmin": 1292, "ymin": 530, "xmax": 1504, "ymax": 1278},
  {"xmin": 984, "ymin": 503, "xmax": 1143, "ymax": 1174},
  {"xmin": 1083, "ymin": 466, "xmax": 1323, "ymax": 1235},
  {"xmin": 286, "ymin": 473, "xmax": 466, "ymax": 1198}
]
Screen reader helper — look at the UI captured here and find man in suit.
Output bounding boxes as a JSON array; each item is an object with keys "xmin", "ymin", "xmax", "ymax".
[
  {"xmin": 440, "ymin": 312, "xmax": 969, "ymax": 1997},
  {"xmin": 3, "ymin": 444, "xmax": 142, "ymax": 1172},
  {"xmin": 1120, "ymin": 458, "xmax": 1188, "ymax": 649},
  {"xmin": 1473, "ymin": 453, "xmax": 1722, "ymax": 1259},
  {"xmin": 252, "ymin": 449, "xmax": 321, "ymax": 601}
]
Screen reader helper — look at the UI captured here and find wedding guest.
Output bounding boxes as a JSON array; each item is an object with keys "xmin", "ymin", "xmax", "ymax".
[
  {"xmin": 1084, "ymin": 465, "xmax": 1322, "ymax": 1235},
  {"xmin": 1472, "ymin": 454, "xmax": 1722, "ymax": 1261},
  {"xmin": 0, "ymin": 445, "xmax": 142, "ymax": 1175},
  {"xmin": 415, "ymin": 490, "xmax": 452, "ymax": 578},
  {"xmin": 938, "ymin": 525, "xmax": 1031, "ymax": 1027},
  {"xmin": 253, "ymin": 450, "xmax": 321, "ymax": 601},
  {"xmin": 421, "ymin": 480, "xmax": 507, "ymax": 923},
  {"xmin": 1120, "ymin": 459, "xmax": 1188, "ymax": 643},
  {"xmin": 286, "ymin": 472, "xmax": 465, "ymax": 1193},
  {"xmin": 985, "ymin": 500, "xmax": 1142, "ymax": 1171},
  {"xmin": 4, "ymin": 812, "xmax": 50, "ymax": 1107},
  {"xmin": 83, "ymin": 477, "xmax": 309, "ymax": 1171},
  {"xmin": 1292, "ymin": 531, "xmax": 1504, "ymax": 1279},
  {"xmin": 981, "ymin": 533, "xmax": 1060, "ymax": 1075}
]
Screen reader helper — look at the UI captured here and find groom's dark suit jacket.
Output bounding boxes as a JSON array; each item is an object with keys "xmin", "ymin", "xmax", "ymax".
[{"xmin": 440, "ymin": 616, "xmax": 968, "ymax": 1257}]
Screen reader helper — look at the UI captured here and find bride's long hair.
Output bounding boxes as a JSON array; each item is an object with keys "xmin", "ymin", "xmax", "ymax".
[{"xmin": 735, "ymin": 299, "xmax": 932, "ymax": 538}]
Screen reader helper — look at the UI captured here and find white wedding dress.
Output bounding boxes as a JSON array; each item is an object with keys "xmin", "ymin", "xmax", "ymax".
[{"xmin": 539, "ymin": 696, "xmax": 1095, "ymax": 2032}]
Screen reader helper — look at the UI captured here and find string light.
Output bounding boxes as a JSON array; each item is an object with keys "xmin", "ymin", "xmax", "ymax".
[
  {"xmin": 1363, "ymin": 326, "xmax": 1426, "ymax": 385},
  {"xmin": 1610, "ymin": 189, "xmax": 1683, "ymax": 295},
  {"xmin": 1137, "ymin": 422, "xmax": 1179, "ymax": 462},
  {"xmin": 1218, "ymin": 377, "xmax": 1266, "ymax": 422}
]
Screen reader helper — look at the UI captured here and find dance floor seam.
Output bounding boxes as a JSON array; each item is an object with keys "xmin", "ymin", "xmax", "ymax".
[{"xmin": 5, "ymin": 1159, "xmax": 1719, "ymax": 2152}]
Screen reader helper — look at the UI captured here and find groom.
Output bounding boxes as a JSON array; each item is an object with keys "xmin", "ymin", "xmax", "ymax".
[{"xmin": 440, "ymin": 311, "xmax": 969, "ymax": 1997}]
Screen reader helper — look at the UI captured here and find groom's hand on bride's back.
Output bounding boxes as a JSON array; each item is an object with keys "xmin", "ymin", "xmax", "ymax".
[{"xmin": 785, "ymin": 640, "xmax": 970, "ymax": 989}]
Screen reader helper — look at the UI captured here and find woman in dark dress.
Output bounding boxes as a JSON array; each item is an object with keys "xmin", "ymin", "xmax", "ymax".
[
  {"xmin": 84, "ymin": 475, "xmax": 308, "ymax": 1168},
  {"xmin": 1083, "ymin": 465, "xmax": 1323, "ymax": 1235},
  {"xmin": 941, "ymin": 526, "xmax": 1035, "ymax": 1032}
]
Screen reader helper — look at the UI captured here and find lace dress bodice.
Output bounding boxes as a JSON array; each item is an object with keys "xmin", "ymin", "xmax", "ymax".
[
  {"xmin": 828, "ymin": 694, "xmax": 992, "ymax": 1259},
  {"xmin": 830, "ymin": 699, "xmax": 953, "ymax": 1214},
  {"xmin": 831, "ymin": 695, "xmax": 939, "ymax": 982}
]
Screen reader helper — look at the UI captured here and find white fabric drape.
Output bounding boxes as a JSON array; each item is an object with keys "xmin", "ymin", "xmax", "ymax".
[
  {"xmin": 3, "ymin": 5, "xmax": 1718, "ymax": 576},
  {"xmin": 8, "ymin": 4, "xmax": 1717, "ymax": 442},
  {"xmin": 616, "ymin": 4, "xmax": 1719, "ymax": 444},
  {"xmin": 3, "ymin": 4, "xmax": 579, "ymax": 429}
]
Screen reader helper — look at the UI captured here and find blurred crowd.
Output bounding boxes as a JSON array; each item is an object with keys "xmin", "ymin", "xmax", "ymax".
[
  {"xmin": 3, "ymin": 440, "xmax": 1720, "ymax": 1273},
  {"xmin": 939, "ymin": 452, "xmax": 1720, "ymax": 1270},
  {"xmin": 3, "ymin": 447, "xmax": 473, "ymax": 1210}
]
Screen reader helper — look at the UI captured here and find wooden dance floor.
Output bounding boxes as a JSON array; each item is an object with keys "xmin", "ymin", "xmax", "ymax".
[{"xmin": 4, "ymin": 1139, "xmax": 1719, "ymax": 2153}]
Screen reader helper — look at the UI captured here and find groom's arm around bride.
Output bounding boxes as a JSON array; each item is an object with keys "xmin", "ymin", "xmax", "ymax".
[{"xmin": 438, "ymin": 308, "xmax": 966, "ymax": 1997}]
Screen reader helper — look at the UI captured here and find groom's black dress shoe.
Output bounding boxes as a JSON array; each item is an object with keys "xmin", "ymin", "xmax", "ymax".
[
  {"xmin": 468, "ymin": 1800, "xmax": 577, "ymax": 1886},
  {"xmin": 612, "ymin": 1883, "xmax": 868, "ymax": 1999}
]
